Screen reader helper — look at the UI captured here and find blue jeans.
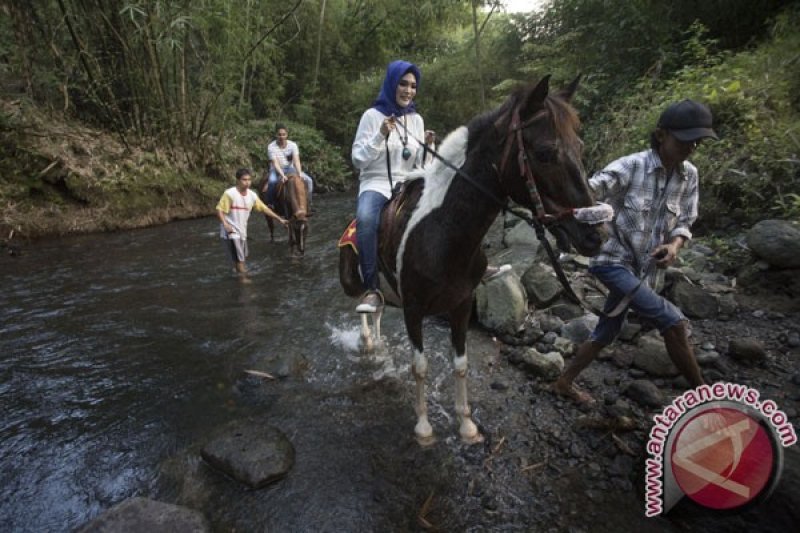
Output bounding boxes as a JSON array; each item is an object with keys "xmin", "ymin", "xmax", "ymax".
[
  {"xmin": 266, "ymin": 166, "xmax": 314, "ymax": 206},
  {"xmin": 589, "ymin": 264, "xmax": 685, "ymax": 345},
  {"xmin": 356, "ymin": 191, "xmax": 389, "ymax": 291}
]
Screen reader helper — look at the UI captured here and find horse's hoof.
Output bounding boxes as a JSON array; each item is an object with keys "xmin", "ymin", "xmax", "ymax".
[
  {"xmin": 460, "ymin": 420, "xmax": 484, "ymax": 445},
  {"xmin": 416, "ymin": 434, "xmax": 437, "ymax": 447},
  {"xmin": 460, "ymin": 431, "xmax": 484, "ymax": 445}
]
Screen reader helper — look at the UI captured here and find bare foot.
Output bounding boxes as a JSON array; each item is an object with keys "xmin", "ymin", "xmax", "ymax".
[{"xmin": 551, "ymin": 381, "xmax": 596, "ymax": 406}]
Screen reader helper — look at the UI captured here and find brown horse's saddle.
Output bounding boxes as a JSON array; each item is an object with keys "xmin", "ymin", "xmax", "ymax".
[{"xmin": 337, "ymin": 178, "xmax": 425, "ymax": 259}]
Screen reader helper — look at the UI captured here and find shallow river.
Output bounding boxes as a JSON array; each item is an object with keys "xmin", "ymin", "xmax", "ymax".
[{"xmin": 1, "ymin": 193, "xmax": 486, "ymax": 532}]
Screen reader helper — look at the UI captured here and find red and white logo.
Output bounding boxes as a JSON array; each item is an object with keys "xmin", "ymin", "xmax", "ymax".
[{"xmin": 670, "ymin": 407, "xmax": 775, "ymax": 510}]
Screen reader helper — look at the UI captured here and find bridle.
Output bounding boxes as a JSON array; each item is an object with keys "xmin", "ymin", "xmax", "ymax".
[{"xmin": 496, "ymin": 104, "xmax": 579, "ymax": 226}]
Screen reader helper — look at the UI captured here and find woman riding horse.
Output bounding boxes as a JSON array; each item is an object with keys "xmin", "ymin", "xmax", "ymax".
[{"xmin": 340, "ymin": 73, "xmax": 606, "ymax": 446}]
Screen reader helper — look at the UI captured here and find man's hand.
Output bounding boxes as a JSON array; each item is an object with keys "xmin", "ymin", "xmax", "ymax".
[
  {"xmin": 280, "ymin": 218, "xmax": 289, "ymax": 227},
  {"xmin": 651, "ymin": 242, "xmax": 680, "ymax": 268},
  {"xmin": 280, "ymin": 174, "xmax": 288, "ymax": 183}
]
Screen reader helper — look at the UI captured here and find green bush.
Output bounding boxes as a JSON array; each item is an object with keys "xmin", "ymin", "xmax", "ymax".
[{"xmin": 582, "ymin": 7, "xmax": 800, "ymax": 225}]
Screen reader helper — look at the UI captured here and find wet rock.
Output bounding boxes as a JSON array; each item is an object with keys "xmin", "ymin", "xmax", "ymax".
[
  {"xmin": 76, "ymin": 497, "xmax": 210, "ymax": 533},
  {"xmin": 728, "ymin": 337, "xmax": 767, "ymax": 363},
  {"xmin": 519, "ymin": 348, "xmax": 564, "ymax": 380},
  {"xmin": 717, "ymin": 293, "xmax": 739, "ymax": 315},
  {"xmin": 490, "ymin": 381, "xmax": 508, "ymax": 391},
  {"xmin": 787, "ymin": 332, "xmax": 800, "ymax": 348},
  {"xmin": 560, "ymin": 314, "xmax": 599, "ymax": 344},
  {"xmin": 537, "ymin": 314, "xmax": 564, "ymax": 333},
  {"xmin": 670, "ymin": 279, "xmax": 718, "ymax": 319},
  {"xmin": 475, "ymin": 271, "xmax": 528, "ymax": 335},
  {"xmin": 624, "ymin": 379, "xmax": 664, "ymax": 408},
  {"xmin": 201, "ymin": 420, "xmax": 294, "ymax": 489},
  {"xmin": 542, "ymin": 331, "xmax": 558, "ymax": 345},
  {"xmin": 521, "ymin": 264, "xmax": 563, "ymax": 307},
  {"xmin": 746, "ymin": 219, "xmax": 800, "ymax": 268},
  {"xmin": 632, "ymin": 333, "xmax": 679, "ymax": 376},
  {"xmin": 552, "ymin": 336, "xmax": 574, "ymax": 356},
  {"xmin": 618, "ymin": 321, "xmax": 642, "ymax": 342},
  {"xmin": 696, "ymin": 350, "xmax": 720, "ymax": 366},
  {"xmin": 548, "ymin": 302, "xmax": 584, "ymax": 321}
]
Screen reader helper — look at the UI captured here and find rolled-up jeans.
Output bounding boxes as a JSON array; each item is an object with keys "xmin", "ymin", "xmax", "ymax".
[
  {"xmin": 589, "ymin": 264, "xmax": 686, "ymax": 345},
  {"xmin": 356, "ymin": 190, "xmax": 389, "ymax": 291},
  {"xmin": 266, "ymin": 165, "xmax": 314, "ymax": 206}
]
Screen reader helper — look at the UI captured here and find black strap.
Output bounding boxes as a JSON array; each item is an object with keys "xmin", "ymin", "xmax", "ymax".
[{"xmin": 385, "ymin": 134, "xmax": 394, "ymax": 196}]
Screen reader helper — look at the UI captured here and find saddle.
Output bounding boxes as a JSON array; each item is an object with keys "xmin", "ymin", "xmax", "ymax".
[{"xmin": 337, "ymin": 179, "xmax": 425, "ymax": 278}]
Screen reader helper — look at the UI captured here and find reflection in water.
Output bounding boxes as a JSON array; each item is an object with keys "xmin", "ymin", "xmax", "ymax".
[{"xmin": 0, "ymin": 193, "xmax": 469, "ymax": 531}]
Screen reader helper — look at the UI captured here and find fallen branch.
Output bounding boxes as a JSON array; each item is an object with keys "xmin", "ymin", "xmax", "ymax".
[
  {"xmin": 244, "ymin": 369, "xmax": 275, "ymax": 380},
  {"xmin": 520, "ymin": 461, "xmax": 546, "ymax": 473}
]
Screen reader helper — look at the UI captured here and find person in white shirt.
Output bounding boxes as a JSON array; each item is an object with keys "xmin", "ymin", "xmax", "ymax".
[
  {"xmin": 263, "ymin": 124, "xmax": 314, "ymax": 209},
  {"xmin": 351, "ymin": 60, "xmax": 425, "ymax": 313}
]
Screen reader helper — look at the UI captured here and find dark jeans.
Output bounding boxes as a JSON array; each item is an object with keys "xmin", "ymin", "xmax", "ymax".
[{"xmin": 355, "ymin": 191, "xmax": 389, "ymax": 291}]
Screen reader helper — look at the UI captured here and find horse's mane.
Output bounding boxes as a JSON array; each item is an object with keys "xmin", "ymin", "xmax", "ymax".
[{"xmin": 466, "ymin": 80, "xmax": 581, "ymax": 149}]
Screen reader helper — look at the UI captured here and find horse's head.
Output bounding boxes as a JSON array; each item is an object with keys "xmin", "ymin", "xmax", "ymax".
[{"xmin": 495, "ymin": 76, "xmax": 606, "ymax": 257}]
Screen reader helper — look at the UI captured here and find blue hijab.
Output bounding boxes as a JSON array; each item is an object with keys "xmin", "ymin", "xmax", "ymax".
[{"xmin": 372, "ymin": 60, "xmax": 421, "ymax": 117}]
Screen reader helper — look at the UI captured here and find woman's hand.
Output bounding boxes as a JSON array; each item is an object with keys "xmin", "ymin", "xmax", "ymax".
[{"xmin": 380, "ymin": 115, "xmax": 396, "ymax": 137}]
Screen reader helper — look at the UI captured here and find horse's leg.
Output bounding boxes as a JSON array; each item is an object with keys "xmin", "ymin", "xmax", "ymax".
[
  {"xmin": 266, "ymin": 215, "xmax": 274, "ymax": 242},
  {"xmin": 372, "ymin": 304, "xmax": 384, "ymax": 350},
  {"xmin": 359, "ymin": 313, "xmax": 374, "ymax": 354},
  {"xmin": 405, "ymin": 308, "xmax": 435, "ymax": 446},
  {"xmin": 450, "ymin": 298, "xmax": 483, "ymax": 444}
]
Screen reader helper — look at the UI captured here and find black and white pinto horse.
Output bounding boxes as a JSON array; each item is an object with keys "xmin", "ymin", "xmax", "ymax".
[{"xmin": 339, "ymin": 76, "xmax": 605, "ymax": 446}]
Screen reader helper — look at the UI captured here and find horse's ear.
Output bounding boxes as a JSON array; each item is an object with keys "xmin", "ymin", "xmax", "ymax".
[
  {"xmin": 559, "ymin": 74, "xmax": 581, "ymax": 102},
  {"xmin": 521, "ymin": 75, "xmax": 551, "ymax": 117}
]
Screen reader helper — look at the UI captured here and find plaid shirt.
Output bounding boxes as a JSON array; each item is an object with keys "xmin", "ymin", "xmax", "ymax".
[{"xmin": 589, "ymin": 149, "xmax": 699, "ymax": 288}]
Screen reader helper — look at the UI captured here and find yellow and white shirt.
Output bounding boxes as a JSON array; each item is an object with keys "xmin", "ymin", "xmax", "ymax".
[{"xmin": 216, "ymin": 187, "xmax": 271, "ymax": 240}]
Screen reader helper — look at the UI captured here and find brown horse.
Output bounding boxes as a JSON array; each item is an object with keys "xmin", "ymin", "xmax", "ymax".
[
  {"xmin": 261, "ymin": 172, "xmax": 310, "ymax": 257},
  {"xmin": 338, "ymin": 76, "xmax": 606, "ymax": 446}
]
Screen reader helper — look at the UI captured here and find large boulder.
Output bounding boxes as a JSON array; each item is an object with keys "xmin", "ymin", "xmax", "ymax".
[
  {"xmin": 475, "ymin": 270, "xmax": 528, "ymax": 335},
  {"xmin": 201, "ymin": 419, "xmax": 295, "ymax": 489},
  {"xmin": 669, "ymin": 279, "xmax": 718, "ymax": 319},
  {"xmin": 746, "ymin": 219, "xmax": 800, "ymax": 269},
  {"xmin": 77, "ymin": 497, "xmax": 210, "ymax": 533},
  {"xmin": 520, "ymin": 263, "xmax": 563, "ymax": 307}
]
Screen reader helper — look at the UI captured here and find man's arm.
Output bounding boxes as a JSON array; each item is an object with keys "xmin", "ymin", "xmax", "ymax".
[
  {"xmin": 216, "ymin": 194, "xmax": 235, "ymax": 234},
  {"xmin": 292, "ymin": 142, "xmax": 302, "ymax": 176},
  {"xmin": 254, "ymin": 196, "xmax": 288, "ymax": 225}
]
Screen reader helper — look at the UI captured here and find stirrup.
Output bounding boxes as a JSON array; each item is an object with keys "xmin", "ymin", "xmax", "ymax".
[{"xmin": 356, "ymin": 291, "xmax": 383, "ymax": 313}]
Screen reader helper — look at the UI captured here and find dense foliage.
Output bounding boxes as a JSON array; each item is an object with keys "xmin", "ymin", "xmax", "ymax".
[{"xmin": 0, "ymin": 0, "xmax": 797, "ymax": 237}]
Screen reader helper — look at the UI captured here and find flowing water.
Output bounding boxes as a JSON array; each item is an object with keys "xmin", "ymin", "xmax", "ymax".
[{"xmin": 0, "ymin": 193, "xmax": 481, "ymax": 532}]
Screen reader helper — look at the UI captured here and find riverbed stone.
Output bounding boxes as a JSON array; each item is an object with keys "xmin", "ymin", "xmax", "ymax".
[
  {"xmin": 77, "ymin": 497, "xmax": 210, "ymax": 533},
  {"xmin": 746, "ymin": 219, "xmax": 800, "ymax": 268},
  {"xmin": 519, "ymin": 348, "xmax": 564, "ymax": 380},
  {"xmin": 475, "ymin": 270, "xmax": 528, "ymax": 335},
  {"xmin": 624, "ymin": 379, "xmax": 665, "ymax": 408},
  {"xmin": 669, "ymin": 279, "xmax": 718, "ymax": 319},
  {"xmin": 632, "ymin": 333, "xmax": 679, "ymax": 376},
  {"xmin": 728, "ymin": 337, "xmax": 767, "ymax": 363},
  {"xmin": 520, "ymin": 263, "xmax": 563, "ymax": 307},
  {"xmin": 201, "ymin": 419, "xmax": 295, "ymax": 489},
  {"xmin": 560, "ymin": 314, "xmax": 599, "ymax": 344}
]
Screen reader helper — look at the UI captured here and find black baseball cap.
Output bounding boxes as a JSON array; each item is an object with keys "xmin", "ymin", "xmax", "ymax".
[{"xmin": 657, "ymin": 99, "xmax": 718, "ymax": 141}]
